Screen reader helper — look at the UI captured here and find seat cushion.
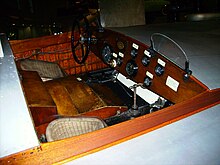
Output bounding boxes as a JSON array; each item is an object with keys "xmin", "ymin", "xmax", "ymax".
[
  {"xmin": 46, "ymin": 117, "xmax": 107, "ymax": 142},
  {"xmin": 18, "ymin": 59, "xmax": 65, "ymax": 79}
]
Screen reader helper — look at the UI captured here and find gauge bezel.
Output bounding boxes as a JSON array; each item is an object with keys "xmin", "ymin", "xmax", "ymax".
[
  {"xmin": 141, "ymin": 56, "xmax": 150, "ymax": 66},
  {"xmin": 101, "ymin": 44, "xmax": 113, "ymax": 64},
  {"xmin": 125, "ymin": 60, "xmax": 138, "ymax": 77},
  {"xmin": 143, "ymin": 76, "xmax": 152, "ymax": 87},
  {"xmin": 155, "ymin": 64, "xmax": 165, "ymax": 76},
  {"xmin": 116, "ymin": 40, "xmax": 125, "ymax": 50},
  {"xmin": 130, "ymin": 48, "xmax": 138, "ymax": 58}
]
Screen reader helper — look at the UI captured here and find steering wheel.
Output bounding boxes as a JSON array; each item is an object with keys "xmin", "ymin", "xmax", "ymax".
[{"xmin": 71, "ymin": 16, "xmax": 91, "ymax": 64}]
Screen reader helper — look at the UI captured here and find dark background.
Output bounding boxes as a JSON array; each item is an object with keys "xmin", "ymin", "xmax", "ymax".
[{"xmin": 0, "ymin": 0, "xmax": 219, "ymax": 39}]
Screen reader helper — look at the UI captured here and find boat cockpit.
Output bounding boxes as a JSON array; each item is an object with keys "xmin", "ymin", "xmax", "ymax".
[
  {"xmin": 1, "ymin": 14, "xmax": 220, "ymax": 164},
  {"xmin": 14, "ymin": 24, "xmax": 207, "ymax": 141}
]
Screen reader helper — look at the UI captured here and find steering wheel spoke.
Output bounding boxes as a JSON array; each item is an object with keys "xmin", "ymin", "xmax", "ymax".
[{"xmin": 71, "ymin": 16, "xmax": 91, "ymax": 64}]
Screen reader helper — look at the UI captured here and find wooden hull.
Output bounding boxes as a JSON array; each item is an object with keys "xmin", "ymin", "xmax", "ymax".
[
  {"xmin": 1, "ymin": 26, "xmax": 220, "ymax": 164},
  {"xmin": 1, "ymin": 90, "xmax": 220, "ymax": 164}
]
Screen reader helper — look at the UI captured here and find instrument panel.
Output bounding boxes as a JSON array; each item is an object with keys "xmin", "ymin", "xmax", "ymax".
[{"xmin": 91, "ymin": 29, "xmax": 207, "ymax": 104}]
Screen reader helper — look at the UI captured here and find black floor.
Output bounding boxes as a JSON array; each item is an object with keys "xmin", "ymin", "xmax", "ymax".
[{"xmin": 81, "ymin": 68, "xmax": 149, "ymax": 108}]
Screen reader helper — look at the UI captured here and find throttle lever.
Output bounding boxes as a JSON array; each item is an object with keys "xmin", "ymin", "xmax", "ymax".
[{"xmin": 129, "ymin": 83, "xmax": 143, "ymax": 116}]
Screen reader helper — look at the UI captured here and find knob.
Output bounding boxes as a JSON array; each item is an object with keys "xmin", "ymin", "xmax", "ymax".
[
  {"xmin": 142, "ymin": 56, "xmax": 150, "ymax": 66},
  {"xmin": 131, "ymin": 48, "xmax": 138, "ymax": 58},
  {"xmin": 116, "ymin": 57, "xmax": 123, "ymax": 66},
  {"xmin": 155, "ymin": 64, "xmax": 164, "ymax": 76},
  {"xmin": 125, "ymin": 60, "xmax": 138, "ymax": 77},
  {"xmin": 143, "ymin": 76, "xmax": 152, "ymax": 87}
]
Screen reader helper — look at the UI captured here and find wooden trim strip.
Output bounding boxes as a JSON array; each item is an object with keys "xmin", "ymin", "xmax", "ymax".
[{"xmin": 1, "ymin": 89, "xmax": 220, "ymax": 164}]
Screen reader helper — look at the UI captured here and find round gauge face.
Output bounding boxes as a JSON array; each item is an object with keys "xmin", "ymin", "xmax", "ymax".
[
  {"xmin": 117, "ymin": 41, "xmax": 125, "ymax": 50},
  {"xmin": 155, "ymin": 64, "xmax": 164, "ymax": 76},
  {"xmin": 101, "ymin": 45, "xmax": 113, "ymax": 64},
  {"xmin": 125, "ymin": 60, "xmax": 138, "ymax": 77},
  {"xmin": 130, "ymin": 48, "xmax": 138, "ymax": 58},
  {"xmin": 142, "ymin": 56, "xmax": 150, "ymax": 66},
  {"xmin": 116, "ymin": 57, "xmax": 123, "ymax": 66},
  {"xmin": 143, "ymin": 76, "xmax": 152, "ymax": 87}
]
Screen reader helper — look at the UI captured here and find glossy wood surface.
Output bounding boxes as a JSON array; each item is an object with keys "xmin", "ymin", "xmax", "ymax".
[
  {"xmin": 30, "ymin": 107, "xmax": 57, "ymax": 127},
  {"xmin": 2, "ymin": 28, "xmax": 218, "ymax": 164},
  {"xmin": 35, "ymin": 106, "xmax": 128, "ymax": 139},
  {"xmin": 20, "ymin": 70, "xmax": 55, "ymax": 107},
  {"xmin": 1, "ymin": 89, "xmax": 219, "ymax": 164},
  {"xmin": 44, "ymin": 76, "xmax": 107, "ymax": 116},
  {"xmin": 10, "ymin": 32, "xmax": 107, "ymax": 75},
  {"xmin": 19, "ymin": 70, "xmax": 57, "ymax": 126},
  {"xmin": 82, "ymin": 106, "xmax": 128, "ymax": 119},
  {"xmin": 10, "ymin": 32, "xmax": 71, "ymax": 54},
  {"xmin": 91, "ymin": 29, "xmax": 208, "ymax": 103}
]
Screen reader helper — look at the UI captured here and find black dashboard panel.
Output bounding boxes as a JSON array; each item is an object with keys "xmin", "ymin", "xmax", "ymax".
[{"xmin": 91, "ymin": 29, "xmax": 207, "ymax": 104}]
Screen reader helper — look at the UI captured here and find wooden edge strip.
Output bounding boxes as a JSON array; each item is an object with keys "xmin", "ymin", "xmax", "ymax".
[{"xmin": 1, "ymin": 88, "xmax": 220, "ymax": 164}]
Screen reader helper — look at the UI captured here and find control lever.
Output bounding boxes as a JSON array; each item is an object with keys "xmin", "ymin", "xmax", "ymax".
[
  {"xmin": 129, "ymin": 83, "xmax": 143, "ymax": 117},
  {"xmin": 104, "ymin": 83, "xmax": 151, "ymax": 126}
]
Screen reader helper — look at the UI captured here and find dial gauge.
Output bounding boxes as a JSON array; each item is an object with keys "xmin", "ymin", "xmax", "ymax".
[
  {"xmin": 142, "ymin": 56, "xmax": 150, "ymax": 66},
  {"xmin": 155, "ymin": 64, "xmax": 165, "ymax": 76},
  {"xmin": 130, "ymin": 48, "xmax": 138, "ymax": 58},
  {"xmin": 117, "ymin": 41, "xmax": 125, "ymax": 50},
  {"xmin": 125, "ymin": 60, "xmax": 138, "ymax": 77},
  {"xmin": 143, "ymin": 76, "xmax": 152, "ymax": 87},
  {"xmin": 101, "ymin": 45, "xmax": 113, "ymax": 64}
]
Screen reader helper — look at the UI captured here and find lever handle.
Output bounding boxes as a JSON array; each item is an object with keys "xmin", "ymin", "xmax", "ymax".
[{"xmin": 129, "ymin": 83, "xmax": 143, "ymax": 111}]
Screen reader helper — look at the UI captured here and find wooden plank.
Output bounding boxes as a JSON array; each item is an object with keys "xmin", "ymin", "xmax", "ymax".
[
  {"xmin": 30, "ymin": 107, "xmax": 57, "ymax": 127},
  {"xmin": 19, "ymin": 70, "xmax": 57, "ymax": 126},
  {"xmin": 20, "ymin": 71, "xmax": 55, "ymax": 107}
]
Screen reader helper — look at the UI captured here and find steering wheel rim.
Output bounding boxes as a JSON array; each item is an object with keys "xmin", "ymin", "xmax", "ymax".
[{"xmin": 71, "ymin": 16, "xmax": 91, "ymax": 64}]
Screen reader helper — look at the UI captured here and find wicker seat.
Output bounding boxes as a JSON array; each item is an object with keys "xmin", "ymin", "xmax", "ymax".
[
  {"xmin": 46, "ymin": 117, "xmax": 107, "ymax": 142},
  {"xmin": 18, "ymin": 59, "xmax": 66, "ymax": 80}
]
